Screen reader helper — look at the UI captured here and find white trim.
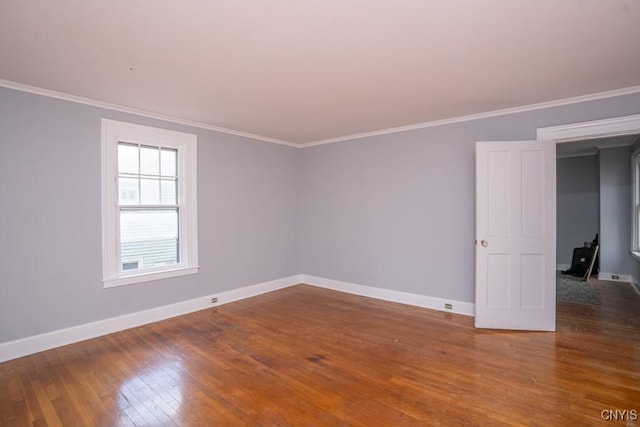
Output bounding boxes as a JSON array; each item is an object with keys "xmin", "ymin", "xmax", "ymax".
[
  {"xmin": 595, "ymin": 140, "xmax": 637, "ymax": 150},
  {"xmin": 556, "ymin": 139, "xmax": 635, "ymax": 159},
  {"xmin": 302, "ymin": 274, "xmax": 475, "ymax": 317},
  {"xmin": 0, "ymin": 275, "xmax": 303, "ymax": 363},
  {"xmin": 103, "ymin": 266, "xmax": 200, "ymax": 288},
  {"xmin": 2, "ymin": 79, "xmax": 640, "ymax": 148},
  {"xmin": 101, "ymin": 119, "xmax": 199, "ymax": 287},
  {"xmin": 632, "ymin": 151, "xmax": 640, "ymax": 255},
  {"xmin": 556, "ymin": 264, "xmax": 571, "ymax": 271},
  {"xmin": 597, "ymin": 272, "xmax": 632, "ymax": 283},
  {"xmin": 0, "ymin": 273, "xmax": 481, "ymax": 362},
  {"xmin": 304, "ymin": 86, "xmax": 640, "ymax": 147},
  {"xmin": 537, "ymin": 114, "xmax": 640, "ymax": 143},
  {"xmin": 0, "ymin": 79, "xmax": 298, "ymax": 147},
  {"xmin": 630, "ymin": 281, "xmax": 640, "ymax": 297}
]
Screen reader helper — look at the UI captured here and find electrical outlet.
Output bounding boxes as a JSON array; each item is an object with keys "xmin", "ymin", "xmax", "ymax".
[
  {"xmin": 444, "ymin": 303, "xmax": 453, "ymax": 310},
  {"xmin": 211, "ymin": 297, "xmax": 218, "ymax": 304}
]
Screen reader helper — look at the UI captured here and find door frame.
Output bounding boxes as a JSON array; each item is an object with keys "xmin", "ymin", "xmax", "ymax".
[{"xmin": 537, "ymin": 113, "xmax": 640, "ymax": 282}]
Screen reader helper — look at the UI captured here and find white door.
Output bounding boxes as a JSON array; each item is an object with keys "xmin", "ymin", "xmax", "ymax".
[{"xmin": 475, "ymin": 140, "xmax": 556, "ymax": 330}]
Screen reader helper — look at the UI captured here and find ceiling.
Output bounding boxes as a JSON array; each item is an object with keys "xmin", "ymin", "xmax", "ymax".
[{"xmin": 1, "ymin": 1, "xmax": 639, "ymax": 145}]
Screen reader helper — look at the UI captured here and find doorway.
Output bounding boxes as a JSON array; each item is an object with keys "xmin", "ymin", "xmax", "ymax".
[{"xmin": 538, "ymin": 115, "xmax": 640, "ymax": 307}]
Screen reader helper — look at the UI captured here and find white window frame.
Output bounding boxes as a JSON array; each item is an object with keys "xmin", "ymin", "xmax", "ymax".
[
  {"xmin": 632, "ymin": 147, "xmax": 640, "ymax": 259},
  {"xmin": 101, "ymin": 119, "xmax": 198, "ymax": 287}
]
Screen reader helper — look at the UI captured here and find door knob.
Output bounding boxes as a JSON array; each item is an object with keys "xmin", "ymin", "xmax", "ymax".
[{"xmin": 481, "ymin": 240, "xmax": 488, "ymax": 247}]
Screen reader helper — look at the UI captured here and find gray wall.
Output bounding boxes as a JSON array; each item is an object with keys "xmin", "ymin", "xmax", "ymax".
[
  {"xmin": 598, "ymin": 146, "xmax": 633, "ymax": 276},
  {"xmin": 0, "ymin": 87, "xmax": 300, "ymax": 343},
  {"xmin": 299, "ymin": 93, "xmax": 640, "ymax": 303},
  {"xmin": 556, "ymin": 155, "xmax": 600, "ymax": 266},
  {"xmin": 2, "ymin": 85, "xmax": 640, "ymax": 344}
]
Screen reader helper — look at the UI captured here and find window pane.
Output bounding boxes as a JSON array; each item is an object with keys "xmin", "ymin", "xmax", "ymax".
[
  {"xmin": 140, "ymin": 146, "xmax": 160, "ymax": 175},
  {"xmin": 161, "ymin": 179, "xmax": 177, "ymax": 205},
  {"xmin": 118, "ymin": 144, "xmax": 139, "ymax": 174},
  {"xmin": 140, "ymin": 179, "xmax": 160, "ymax": 204},
  {"xmin": 118, "ymin": 178, "xmax": 139, "ymax": 205},
  {"xmin": 120, "ymin": 209, "xmax": 179, "ymax": 271},
  {"xmin": 161, "ymin": 149, "xmax": 177, "ymax": 177}
]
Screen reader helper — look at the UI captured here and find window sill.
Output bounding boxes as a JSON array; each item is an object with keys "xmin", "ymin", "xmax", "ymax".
[
  {"xmin": 103, "ymin": 266, "xmax": 199, "ymax": 288},
  {"xmin": 631, "ymin": 252, "xmax": 640, "ymax": 262}
]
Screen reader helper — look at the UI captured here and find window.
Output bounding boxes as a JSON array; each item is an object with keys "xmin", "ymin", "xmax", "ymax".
[
  {"xmin": 632, "ymin": 147, "xmax": 640, "ymax": 257},
  {"xmin": 102, "ymin": 119, "xmax": 198, "ymax": 287}
]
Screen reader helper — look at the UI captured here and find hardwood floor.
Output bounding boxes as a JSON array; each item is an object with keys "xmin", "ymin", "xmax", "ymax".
[{"xmin": 1, "ymin": 280, "xmax": 639, "ymax": 426}]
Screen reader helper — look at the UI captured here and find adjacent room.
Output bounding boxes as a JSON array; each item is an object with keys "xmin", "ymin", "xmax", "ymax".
[
  {"xmin": 1, "ymin": 1, "xmax": 640, "ymax": 425},
  {"xmin": 556, "ymin": 135, "xmax": 640, "ymax": 305}
]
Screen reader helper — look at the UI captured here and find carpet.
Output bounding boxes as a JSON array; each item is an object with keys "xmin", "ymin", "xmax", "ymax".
[{"xmin": 556, "ymin": 271, "xmax": 601, "ymax": 305}]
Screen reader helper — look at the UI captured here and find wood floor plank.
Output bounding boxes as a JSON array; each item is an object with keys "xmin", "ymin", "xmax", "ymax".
[{"xmin": 1, "ymin": 278, "xmax": 639, "ymax": 426}]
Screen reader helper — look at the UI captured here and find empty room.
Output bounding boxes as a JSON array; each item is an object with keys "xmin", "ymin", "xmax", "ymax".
[{"xmin": 1, "ymin": 1, "xmax": 640, "ymax": 425}]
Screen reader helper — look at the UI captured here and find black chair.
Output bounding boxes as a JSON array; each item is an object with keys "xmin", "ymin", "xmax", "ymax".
[{"xmin": 562, "ymin": 234, "xmax": 599, "ymax": 278}]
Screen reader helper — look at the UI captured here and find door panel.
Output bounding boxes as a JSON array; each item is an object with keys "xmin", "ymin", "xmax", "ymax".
[
  {"xmin": 487, "ymin": 254, "xmax": 511, "ymax": 309},
  {"xmin": 521, "ymin": 150, "xmax": 545, "ymax": 236},
  {"xmin": 521, "ymin": 254, "xmax": 545, "ymax": 309},
  {"xmin": 487, "ymin": 151, "xmax": 511, "ymax": 237}
]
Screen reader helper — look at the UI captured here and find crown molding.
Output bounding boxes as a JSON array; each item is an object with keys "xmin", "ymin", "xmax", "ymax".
[
  {"xmin": 595, "ymin": 139, "xmax": 637, "ymax": 150},
  {"xmin": 556, "ymin": 150, "xmax": 599, "ymax": 159},
  {"xmin": 557, "ymin": 136, "xmax": 637, "ymax": 158},
  {"xmin": 2, "ymin": 78, "xmax": 640, "ymax": 149},
  {"xmin": 0, "ymin": 79, "xmax": 300, "ymax": 147},
  {"xmin": 303, "ymin": 85, "xmax": 640, "ymax": 147}
]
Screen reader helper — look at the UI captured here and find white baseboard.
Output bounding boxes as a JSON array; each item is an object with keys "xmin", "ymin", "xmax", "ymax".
[
  {"xmin": 631, "ymin": 281, "xmax": 640, "ymax": 297},
  {"xmin": 0, "ymin": 273, "xmax": 475, "ymax": 363},
  {"xmin": 556, "ymin": 264, "xmax": 571, "ymax": 271},
  {"xmin": 0, "ymin": 275, "xmax": 303, "ymax": 363},
  {"xmin": 597, "ymin": 272, "xmax": 632, "ymax": 283},
  {"xmin": 302, "ymin": 275, "xmax": 475, "ymax": 317}
]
